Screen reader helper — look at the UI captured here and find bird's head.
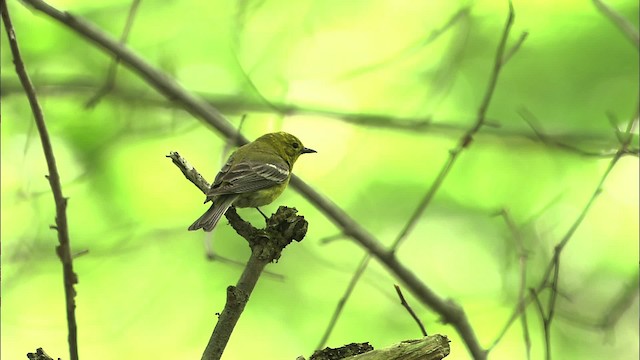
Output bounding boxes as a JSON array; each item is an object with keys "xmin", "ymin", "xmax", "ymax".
[{"xmin": 256, "ymin": 132, "xmax": 316, "ymax": 167}]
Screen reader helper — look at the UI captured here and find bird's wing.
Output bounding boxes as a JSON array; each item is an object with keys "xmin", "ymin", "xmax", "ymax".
[{"xmin": 207, "ymin": 159, "xmax": 290, "ymax": 196}]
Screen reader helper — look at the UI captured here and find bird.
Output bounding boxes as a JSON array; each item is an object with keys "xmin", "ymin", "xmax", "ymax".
[{"xmin": 188, "ymin": 132, "xmax": 316, "ymax": 232}]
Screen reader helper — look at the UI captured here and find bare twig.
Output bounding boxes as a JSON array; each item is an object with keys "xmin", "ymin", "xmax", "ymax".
[
  {"xmin": 166, "ymin": 151, "xmax": 210, "ymax": 193},
  {"xmin": 592, "ymin": 0, "xmax": 639, "ymax": 50},
  {"xmin": 558, "ymin": 270, "xmax": 639, "ymax": 333},
  {"xmin": 491, "ymin": 210, "xmax": 531, "ymax": 360},
  {"xmin": 85, "ymin": 0, "xmax": 142, "ymax": 107},
  {"xmin": 316, "ymin": 255, "xmax": 372, "ymax": 350},
  {"xmin": 519, "ymin": 108, "xmax": 621, "ymax": 157},
  {"xmin": 337, "ymin": 7, "xmax": 471, "ymax": 81},
  {"xmin": 606, "ymin": 112, "xmax": 626, "ymax": 144},
  {"xmin": 503, "ymin": 31, "xmax": 529, "ymax": 64},
  {"xmin": 529, "ymin": 289, "xmax": 552, "ymax": 360},
  {"xmin": 597, "ymin": 271, "xmax": 640, "ymax": 329},
  {"xmin": 394, "ymin": 284, "xmax": 428, "ymax": 337},
  {"xmin": 1, "ymin": 2, "xmax": 79, "ymax": 360},
  {"xmin": 318, "ymin": 233, "xmax": 346, "ymax": 244}
]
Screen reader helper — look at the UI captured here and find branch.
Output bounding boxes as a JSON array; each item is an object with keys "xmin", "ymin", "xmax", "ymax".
[
  {"xmin": 308, "ymin": 336, "xmax": 450, "ymax": 360},
  {"xmin": 2, "ymin": 77, "xmax": 634, "ymax": 156},
  {"xmin": 394, "ymin": 285, "xmax": 428, "ymax": 337},
  {"xmin": 1, "ymin": 2, "xmax": 79, "ymax": 360},
  {"xmin": 167, "ymin": 152, "xmax": 307, "ymax": 360}
]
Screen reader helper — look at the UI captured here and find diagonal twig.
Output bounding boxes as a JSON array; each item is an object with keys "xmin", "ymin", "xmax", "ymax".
[
  {"xmin": 394, "ymin": 284, "xmax": 428, "ymax": 337},
  {"xmin": 493, "ymin": 210, "xmax": 531, "ymax": 360},
  {"xmin": 592, "ymin": 0, "xmax": 639, "ymax": 50},
  {"xmin": 316, "ymin": 254, "xmax": 371, "ymax": 350},
  {"xmin": 85, "ymin": 0, "xmax": 142, "ymax": 108}
]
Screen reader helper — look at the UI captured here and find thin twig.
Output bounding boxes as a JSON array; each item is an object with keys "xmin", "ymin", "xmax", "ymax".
[
  {"xmin": 597, "ymin": 271, "xmax": 640, "ymax": 329},
  {"xmin": 318, "ymin": 233, "xmax": 346, "ymax": 245},
  {"xmin": 493, "ymin": 210, "xmax": 531, "ymax": 360},
  {"xmin": 592, "ymin": 0, "xmax": 639, "ymax": 50},
  {"xmin": 316, "ymin": 255, "xmax": 372, "ymax": 350},
  {"xmin": 557, "ymin": 270, "xmax": 640, "ymax": 332},
  {"xmin": 394, "ymin": 284, "xmax": 428, "ymax": 337},
  {"xmin": 206, "ymin": 252, "xmax": 286, "ymax": 281},
  {"xmin": 85, "ymin": 0, "xmax": 142, "ymax": 108},
  {"xmin": 606, "ymin": 112, "xmax": 626, "ymax": 144},
  {"xmin": 529, "ymin": 289, "xmax": 551, "ymax": 360},
  {"xmin": 519, "ymin": 108, "xmax": 618, "ymax": 157},
  {"xmin": 1, "ymin": 2, "xmax": 79, "ymax": 360},
  {"xmin": 503, "ymin": 32, "xmax": 529, "ymax": 64},
  {"xmin": 336, "ymin": 7, "xmax": 471, "ymax": 81}
]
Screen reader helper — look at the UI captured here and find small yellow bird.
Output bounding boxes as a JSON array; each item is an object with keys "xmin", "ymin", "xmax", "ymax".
[{"xmin": 188, "ymin": 132, "xmax": 316, "ymax": 232}]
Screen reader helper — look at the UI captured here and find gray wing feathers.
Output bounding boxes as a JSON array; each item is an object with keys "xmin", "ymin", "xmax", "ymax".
[{"xmin": 207, "ymin": 161, "xmax": 289, "ymax": 196}]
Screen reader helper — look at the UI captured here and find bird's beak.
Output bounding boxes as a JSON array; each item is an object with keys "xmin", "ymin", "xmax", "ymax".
[{"xmin": 302, "ymin": 147, "xmax": 317, "ymax": 154}]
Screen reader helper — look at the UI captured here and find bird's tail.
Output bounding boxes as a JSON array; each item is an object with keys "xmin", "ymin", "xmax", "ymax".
[{"xmin": 188, "ymin": 195, "xmax": 238, "ymax": 232}]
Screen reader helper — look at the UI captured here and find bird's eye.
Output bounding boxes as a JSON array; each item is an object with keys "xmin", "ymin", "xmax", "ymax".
[{"xmin": 292, "ymin": 142, "xmax": 299, "ymax": 149}]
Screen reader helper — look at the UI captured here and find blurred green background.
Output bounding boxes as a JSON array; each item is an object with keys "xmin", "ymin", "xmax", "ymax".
[{"xmin": 2, "ymin": 0, "xmax": 638, "ymax": 359}]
